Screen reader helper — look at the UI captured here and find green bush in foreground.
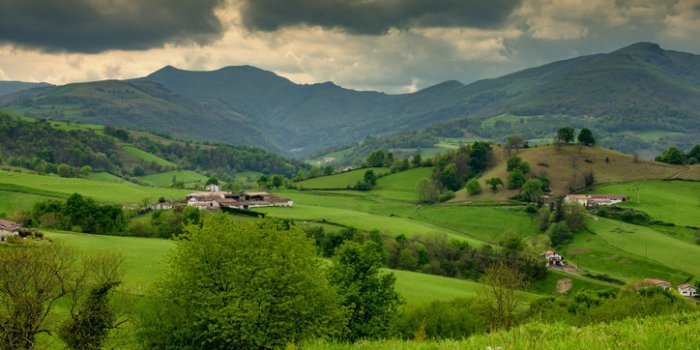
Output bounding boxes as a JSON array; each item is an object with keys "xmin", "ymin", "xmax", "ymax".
[
  {"xmin": 305, "ymin": 312, "xmax": 700, "ymax": 349},
  {"xmin": 137, "ymin": 215, "xmax": 344, "ymax": 349}
]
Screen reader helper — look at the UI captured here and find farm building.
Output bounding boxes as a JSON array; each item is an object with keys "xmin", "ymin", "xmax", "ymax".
[
  {"xmin": 641, "ymin": 278, "xmax": 672, "ymax": 290},
  {"xmin": 187, "ymin": 191, "xmax": 292, "ymax": 210},
  {"xmin": 0, "ymin": 219, "xmax": 21, "ymax": 242},
  {"xmin": 540, "ymin": 250, "xmax": 564, "ymax": 267},
  {"xmin": 677, "ymin": 284, "xmax": 698, "ymax": 297},
  {"xmin": 564, "ymin": 194, "xmax": 629, "ymax": 207},
  {"xmin": 205, "ymin": 184, "xmax": 221, "ymax": 192},
  {"xmin": 148, "ymin": 201, "xmax": 174, "ymax": 211}
]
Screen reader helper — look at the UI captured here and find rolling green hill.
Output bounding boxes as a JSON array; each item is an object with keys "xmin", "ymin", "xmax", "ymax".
[
  {"xmin": 0, "ymin": 79, "xmax": 279, "ymax": 151},
  {"xmin": 455, "ymin": 145, "xmax": 699, "ymax": 202},
  {"xmin": 0, "ymin": 170, "xmax": 188, "ymax": 205},
  {"xmin": 43, "ymin": 230, "xmax": 504, "ymax": 304},
  {"xmin": 298, "ymin": 168, "xmax": 388, "ymax": 189},
  {"xmin": 591, "ymin": 180, "xmax": 700, "ymax": 227},
  {"xmin": 0, "ymin": 110, "xmax": 301, "ymax": 181},
  {"xmin": 0, "ymin": 81, "xmax": 51, "ymax": 97}
]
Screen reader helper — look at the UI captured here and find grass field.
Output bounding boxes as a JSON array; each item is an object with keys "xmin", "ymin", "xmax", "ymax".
[
  {"xmin": 0, "ymin": 190, "xmax": 56, "ymax": 215},
  {"xmin": 305, "ymin": 312, "xmax": 700, "ymax": 349},
  {"xmin": 298, "ymin": 168, "xmax": 388, "ymax": 189},
  {"xmin": 591, "ymin": 180, "xmax": 700, "ymax": 227},
  {"xmin": 136, "ymin": 169, "xmax": 208, "ymax": 187},
  {"xmin": 42, "ymin": 230, "xmax": 497, "ymax": 304},
  {"xmin": 0, "ymin": 170, "xmax": 188, "ymax": 204},
  {"xmin": 566, "ymin": 230, "xmax": 691, "ymax": 284},
  {"xmin": 123, "ymin": 145, "xmax": 176, "ymax": 167},
  {"xmin": 530, "ymin": 269, "xmax": 618, "ymax": 295},
  {"xmin": 87, "ymin": 171, "xmax": 125, "ymax": 183},
  {"xmin": 373, "ymin": 167, "xmax": 432, "ymax": 201},
  {"xmin": 587, "ymin": 218, "xmax": 700, "ymax": 278}
]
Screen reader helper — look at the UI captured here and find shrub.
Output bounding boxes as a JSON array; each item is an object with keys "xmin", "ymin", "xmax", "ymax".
[{"xmin": 439, "ymin": 190, "xmax": 455, "ymax": 202}]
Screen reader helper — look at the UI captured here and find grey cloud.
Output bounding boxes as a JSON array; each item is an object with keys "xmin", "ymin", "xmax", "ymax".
[
  {"xmin": 239, "ymin": 0, "xmax": 523, "ymax": 34},
  {"xmin": 0, "ymin": 0, "xmax": 225, "ymax": 53}
]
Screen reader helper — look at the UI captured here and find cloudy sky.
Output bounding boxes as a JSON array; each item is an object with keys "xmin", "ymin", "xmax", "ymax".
[{"xmin": 0, "ymin": 0, "xmax": 698, "ymax": 93}]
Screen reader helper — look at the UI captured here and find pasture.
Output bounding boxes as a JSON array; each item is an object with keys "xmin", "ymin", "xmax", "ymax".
[
  {"xmin": 372, "ymin": 167, "xmax": 432, "ymax": 201},
  {"xmin": 0, "ymin": 170, "xmax": 189, "ymax": 204},
  {"xmin": 123, "ymin": 145, "xmax": 176, "ymax": 167},
  {"xmin": 587, "ymin": 218, "xmax": 700, "ymax": 278},
  {"xmin": 42, "ymin": 230, "xmax": 496, "ymax": 304},
  {"xmin": 298, "ymin": 167, "xmax": 388, "ymax": 189},
  {"xmin": 137, "ymin": 169, "xmax": 208, "ymax": 187},
  {"xmin": 591, "ymin": 180, "xmax": 700, "ymax": 227}
]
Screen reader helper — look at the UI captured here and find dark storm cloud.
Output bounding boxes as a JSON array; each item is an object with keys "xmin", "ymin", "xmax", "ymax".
[
  {"xmin": 0, "ymin": 0, "xmax": 225, "ymax": 53},
  {"xmin": 239, "ymin": 0, "xmax": 523, "ymax": 34}
]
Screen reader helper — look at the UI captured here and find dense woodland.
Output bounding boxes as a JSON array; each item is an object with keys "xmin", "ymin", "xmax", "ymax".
[{"xmin": 0, "ymin": 113, "xmax": 302, "ymax": 179}]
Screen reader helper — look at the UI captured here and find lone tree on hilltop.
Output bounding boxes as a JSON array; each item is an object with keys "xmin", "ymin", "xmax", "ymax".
[
  {"xmin": 555, "ymin": 127, "xmax": 575, "ymax": 150},
  {"xmin": 577, "ymin": 128, "xmax": 596, "ymax": 146}
]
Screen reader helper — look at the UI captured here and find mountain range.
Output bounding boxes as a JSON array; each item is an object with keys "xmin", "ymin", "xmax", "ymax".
[{"xmin": 1, "ymin": 42, "xmax": 698, "ymax": 158}]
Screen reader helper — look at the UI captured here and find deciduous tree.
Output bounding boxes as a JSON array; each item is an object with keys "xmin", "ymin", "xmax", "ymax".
[
  {"xmin": 137, "ymin": 216, "xmax": 343, "ymax": 349},
  {"xmin": 330, "ymin": 240, "xmax": 402, "ymax": 341}
]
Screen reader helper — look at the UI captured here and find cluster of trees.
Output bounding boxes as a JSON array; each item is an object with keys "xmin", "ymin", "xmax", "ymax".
[
  {"xmin": 306, "ymin": 227, "xmax": 547, "ymax": 283},
  {"xmin": 465, "ymin": 155, "xmax": 550, "ymax": 202},
  {"xmin": 20, "ymin": 194, "xmax": 128, "ymax": 235},
  {"xmin": 138, "ymin": 216, "xmax": 402, "ymax": 348},
  {"xmin": 128, "ymin": 206, "xmax": 202, "ymax": 238},
  {"xmin": 396, "ymin": 277, "xmax": 698, "ymax": 340},
  {"xmin": 0, "ymin": 115, "xmax": 304, "ymax": 181},
  {"xmin": 536, "ymin": 197, "xmax": 587, "ymax": 246},
  {"xmin": 417, "ymin": 143, "xmax": 492, "ymax": 203},
  {"xmin": 364, "ymin": 150, "xmax": 424, "ymax": 172},
  {"xmin": 555, "ymin": 127, "xmax": 596, "ymax": 149},
  {"xmin": 529, "ymin": 285, "xmax": 696, "ymax": 326},
  {"xmin": 127, "ymin": 131, "xmax": 302, "ymax": 177},
  {"xmin": 655, "ymin": 144, "xmax": 700, "ymax": 165},
  {"xmin": 256, "ymin": 173, "xmax": 290, "ymax": 189},
  {"xmin": 0, "ymin": 115, "xmax": 121, "ymax": 175}
]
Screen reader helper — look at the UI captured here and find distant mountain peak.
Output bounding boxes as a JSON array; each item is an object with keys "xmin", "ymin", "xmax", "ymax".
[{"xmin": 613, "ymin": 42, "xmax": 663, "ymax": 55}]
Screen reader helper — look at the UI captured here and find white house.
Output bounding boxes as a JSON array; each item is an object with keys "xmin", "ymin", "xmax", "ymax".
[
  {"xmin": 678, "ymin": 284, "xmax": 698, "ymax": 297},
  {"xmin": 540, "ymin": 250, "xmax": 564, "ymax": 267},
  {"xmin": 205, "ymin": 184, "xmax": 221, "ymax": 192},
  {"xmin": 564, "ymin": 194, "xmax": 589, "ymax": 206},
  {"xmin": 564, "ymin": 194, "xmax": 629, "ymax": 207}
]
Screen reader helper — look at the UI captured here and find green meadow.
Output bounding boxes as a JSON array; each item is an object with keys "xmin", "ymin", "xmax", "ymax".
[
  {"xmin": 123, "ymin": 145, "xmax": 176, "ymax": 167},
  {"xmin": 587, "ymin": 218, "xmax": 700, "ymax": 278},
  {"xmin": 42, "ymin": 230, "xmax": 496, "ymax": 304},
  {"xmin": 0, "ymin": 170, "xmax": 188, "ymax": 204},
  {"xmin": 591, "ymin": 180, "xmax": 700, "ymax": 227},
  {"xmin": 298, "ymin": 167, "xmax": 388, "ymax": 189},
  {"xmin": 136, "ymin": 169, "xmax": 208, "ymax": 187},
  {"xmin": 372, "ymin": 167, "xmax": 432, "ymax": 201}
]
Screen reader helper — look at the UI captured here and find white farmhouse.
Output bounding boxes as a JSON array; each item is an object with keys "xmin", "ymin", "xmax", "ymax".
[{"xmin": 677, "ymin": 284, "xmax": 698, "ymax": 297}]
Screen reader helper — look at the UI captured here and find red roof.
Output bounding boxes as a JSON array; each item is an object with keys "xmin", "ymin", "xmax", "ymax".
[{"xmin": 678, "ymin": 283, "xmax": 696, "ymax": 290}]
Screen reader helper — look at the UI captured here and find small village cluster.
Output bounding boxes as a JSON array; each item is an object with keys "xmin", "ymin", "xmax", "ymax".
[
  {"xmin": 185, "ymin": 184, "xmax": 293, "ymax": 211},
  {"xmin": 148, "ymin": 184, "xmax": 294, "ymax": 211},
  {"xmin": 540, "ymin": 249, "xmax": 698, "ymax": 298},
  {"xmin": 564, "ymin": 193, "xmax": 629, "ymax": 207}
]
